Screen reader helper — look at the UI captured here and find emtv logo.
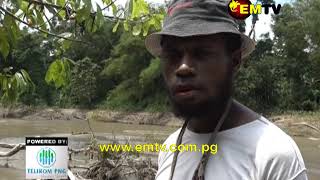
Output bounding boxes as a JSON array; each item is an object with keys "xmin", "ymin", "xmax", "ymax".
[{"xmin": 228, "ymin": 0, "xmax": 282, "ymax": 20}]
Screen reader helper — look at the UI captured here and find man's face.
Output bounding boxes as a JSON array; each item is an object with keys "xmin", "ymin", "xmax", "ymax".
[{"xmin": 160, "ymin": 34, "xmax": 237, "ymax": 119}]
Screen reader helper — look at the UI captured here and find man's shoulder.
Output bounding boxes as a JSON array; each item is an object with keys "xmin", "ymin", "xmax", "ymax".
[
  {"xmin": 254, "ymin": 116, "xmax": 302, "ymax": 154},
  {"xmin": 163, "ymin": 127, "xmax": 182, "ymax": 144},
  {"xmin": 252, "ymin": 117, "xmax": 307, "ymax": 179},
  {"xmin": 241, "ymin": 117, "xmax": 304, "ymax": 162}
]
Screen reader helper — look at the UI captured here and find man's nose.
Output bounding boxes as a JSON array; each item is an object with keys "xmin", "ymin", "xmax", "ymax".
[{"xmin": 175, "ymin": 54, "xmax": 195, "ymax": 77}]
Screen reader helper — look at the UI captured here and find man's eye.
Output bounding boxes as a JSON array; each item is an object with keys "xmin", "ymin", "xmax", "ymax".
[
  {"xmin": 161, "ymin": 51, "xmax": 181, "ymax": 61},
  {"xmin": 194, "ymin": 50, "xmax": 215, "ymax": 59}
]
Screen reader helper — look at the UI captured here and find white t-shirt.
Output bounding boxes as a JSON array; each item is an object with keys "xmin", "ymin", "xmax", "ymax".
[{"xmin": 156, "ymin": 116, "xmax": 308, "ymax": 180}]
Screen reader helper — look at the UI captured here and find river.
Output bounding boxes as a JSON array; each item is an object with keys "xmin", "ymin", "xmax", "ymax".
[{"xmin": 0, "ymin": 118, "xmax": 319, "ymax": 180}]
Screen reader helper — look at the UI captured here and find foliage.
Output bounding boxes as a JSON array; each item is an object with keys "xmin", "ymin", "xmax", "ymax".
[
  {"xmin": 11, "ymin": 30, "xmax": 55, "ymax": 105},
  {"xmin": 101, "ymin": 33, "xmax": 168, "ymax": 111},
  {"xmin": 101, "ymin": 33, "xmax": 151, "ymax": 110},
  {"xmin": 0, "ymin": 69, "xmax": 34, "ymax": 105},
  {"xmin": 0, "ymin": 0, "xmax": 165, "ymax": 105},
  {"xmin": 45, "ymin": 58, "xmax": 72, "ymax": 89},
  {"xmin": 234, "ymin": 0, "xmax": 320, "ymax": 112},
  {"xmin": 69, "ymin": 57, "xmax": 100, "ymax": 107},
  {"xmin": 272, "ymin": 0, "xmax": 320, "ymax": 110}
]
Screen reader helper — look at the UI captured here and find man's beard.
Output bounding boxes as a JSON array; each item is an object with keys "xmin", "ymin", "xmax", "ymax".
[{"xmin": 168, "ymin": 80, "xmax": 233, "ymax": 121}]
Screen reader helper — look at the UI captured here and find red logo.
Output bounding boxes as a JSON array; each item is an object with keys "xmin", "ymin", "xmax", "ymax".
[
  {"xmin": 228, "ymin": 0, "xmax": 282, "ymax": 20},
  {"xmin": 228, "ymin": 0, "xmax": 252, "ymax": 20}
]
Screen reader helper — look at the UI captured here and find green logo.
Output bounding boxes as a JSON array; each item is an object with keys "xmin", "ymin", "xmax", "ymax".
[{"xmin": 37, "ymin": 147, "xmax": 56, "ymax": 168}]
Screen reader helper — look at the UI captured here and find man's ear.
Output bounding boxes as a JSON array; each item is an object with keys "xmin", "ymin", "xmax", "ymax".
[{"xmin": 231, "ymin": 49, "xmax": 242, "ymax": 76}]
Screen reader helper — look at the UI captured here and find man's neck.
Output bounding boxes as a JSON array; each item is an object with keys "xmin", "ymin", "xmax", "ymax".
[{"xmin": 186, "ymin": 100, "xmax": 259, "ymax": 133}]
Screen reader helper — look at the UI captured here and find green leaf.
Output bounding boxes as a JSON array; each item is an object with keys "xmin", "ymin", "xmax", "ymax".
[
  {"xmin": 112, "ymin": 21, "xmax": 120, "ymax": 33},
  {"xmin": 35, "ymin": 10, "xmax": 46, "ymax": 30},
  {"xmin": 112, "ymin": 4, "xmax": 118, "ymax": 16},
  {"xmin": 20, "ymin": 1, "xmax": 29, "ymax": 13},
  {"xmin": 103, "ymin": 0, "xmax": 111, "ymax": 4},
  {"xmin": 0, "ymin": 37, "xmax": 10, "ymax": 59},
  {"xmin": 14, "ymin": 72, "xmax": 26, "ymax": 91},
  {"xmin": 123, "ymin": 20, "xmax": 129, "ymax": 31},
  {"xmin": 84, "ymin": 17, "xmax": 95, "ymax": 32},
  {"xmin": 83, "ymin": 0, "xmax": 92, "ymax": 9},
  {"xmin": 45, "ymin": 59, "xmax": 71, "ymax": 89},
  {"xmin": 132, "ymin": 23, "xmax": 142, "ymax": 36},
  {"xmin": 74, "ymin": 0, "xmax": 81, "ymax": 9},
  {"xmin": 142, "ymin": 21, "xmax": 150, "ymax": 36},
  {"xmin": 63, "ymin": 40, "xmax": 72, "ymax": 50},
  {"xmin": 57, "ymin": 0, "xmax": 65, "ymax": 6},
  {"xmin": 96, "ymin": 5, "xmax": 104, "ymax": 29},
  {"xmin": 11, "ymin": 0, "xmax": 22, "ymax": 8},
  {"xmin": 124, "ymin": 0, "xmax": 133, "ymax": 17},
  {"xmin": 29, "ymin": 12, "xmax": 37, "ymax": 26},
  {"xmin": 20, "ymin": 69, "xmax": 34, "ymax": 86},
  {"xmin": 0, "ymin": 70, "xmax": 34, "ymax": 105},
  {"xmin": 57, "ymin": 35, "xmax": 72, "ymax": 51},
  {"xmin": 131, "ymin": 0, "xmax": 149, "ymax": 19},
  {"xmin": 0, "ymin": 74, "xmax": 8, "ymax": 91},
  {"xmin": 3, "ymin": 15, "xmax": 19, "ymax": 47},
  {"xmin": 58, "ymin": 10, "xmax": 66, "ymax": 20},
  {"xmin": 154, "ymin": 14, "xmax": 163, "ymax": 30},
  {"xmin": 76, "ymin": 7, "xmax": 90, "ymax": 23}
]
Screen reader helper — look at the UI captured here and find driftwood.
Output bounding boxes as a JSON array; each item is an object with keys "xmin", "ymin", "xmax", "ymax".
[
  {"xmin": 291, "ymin": 122, "xmax": 320, "ymax": 132},
  {"xmin": 81, "ymin": 149, "xmax": 157, "ymax": 180},
  {"xmin": 69, "ymin": 165, "xmax": 90, "ymax": 170},
  {"xmin": 68, "ymin": 169, "xmax": 93, "ymax": 180},
  {"xmin": 274, "ymin": 119, "xmax": 320, "ymax": 133},
  {"xmin": 0, "ymin": 143, "xmax": 25, "ymax": 157},
  {"xmin": 0, "ymin": 143, "xmax": 91, "ymax": 158}
]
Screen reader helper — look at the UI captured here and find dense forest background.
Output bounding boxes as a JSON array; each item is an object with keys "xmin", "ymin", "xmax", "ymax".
[{"xmin": 1, "ymin": 0, "xmax": 319, "ymax": 114}]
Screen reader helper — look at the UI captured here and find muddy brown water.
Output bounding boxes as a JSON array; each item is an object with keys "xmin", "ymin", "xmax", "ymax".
[{"xmin": 0, "ymin": 118, "xmax": 319, "ymax": 180}]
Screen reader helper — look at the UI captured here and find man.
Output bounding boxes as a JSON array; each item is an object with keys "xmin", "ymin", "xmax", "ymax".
[{"xmin": 144, "ymin": 0, "xmax": 308, "ymax": 179}]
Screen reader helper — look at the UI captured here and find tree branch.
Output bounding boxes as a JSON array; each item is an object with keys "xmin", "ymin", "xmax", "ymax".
[
  {"xmin": 102, "ymin": 0, "xmax": 118, "ymax": 11},
  {"xmin": 26, "ymin": 0, "xmax": 118, "ymax": 13},
  {"xmin": 0, "ymin": 6, "xmax": 89, "ymax": 44},
  {"xmin": 39, "ymin": 0, "xmax": 69, "ymax": 28},
  {"xmin": 27, "ymin": 0, "xmax": 63, "ymax": 10},
  {"xmin": 22, "ymin": 0, "xmax": 152, "ymax": 24},
  {"xmin": 43, "ymin": 12, "xmax": 54, "ymax": 29}
]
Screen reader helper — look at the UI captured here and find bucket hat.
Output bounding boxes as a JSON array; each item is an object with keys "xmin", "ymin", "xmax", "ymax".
[{"xmin": 145, "ymin": 0, "xmax": 255, "ymax": 59}]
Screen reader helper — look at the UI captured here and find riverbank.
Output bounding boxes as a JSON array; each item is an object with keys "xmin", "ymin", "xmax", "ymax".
[
  {"xmin": 0, "ymin": 123, "xmax": 319, "ymax": 180},
  {"xmin": 1, "ymin": 107, "xmax": 319, "ymax": 138}
]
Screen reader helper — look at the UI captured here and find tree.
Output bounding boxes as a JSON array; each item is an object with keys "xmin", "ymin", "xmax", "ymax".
[
  {"xmin": 101, "ymin": 32, "xmax": 168, "ymax": 111},
  {"xmin": 272, "ymin": 0, "xmax": 320, "ymax": 110},
  {"xmin": 0, "ymin": 0, "xmax": 165, "ymax": 104},
  {"xmin": 11, "ymin": 29, "xmax": 54, "ymax": 105}
]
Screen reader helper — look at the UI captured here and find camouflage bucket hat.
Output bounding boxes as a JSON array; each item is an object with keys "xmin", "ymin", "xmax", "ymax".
[{"xmin": 145, "ymin": 0, "xmax": 255, "ymax": 59}]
